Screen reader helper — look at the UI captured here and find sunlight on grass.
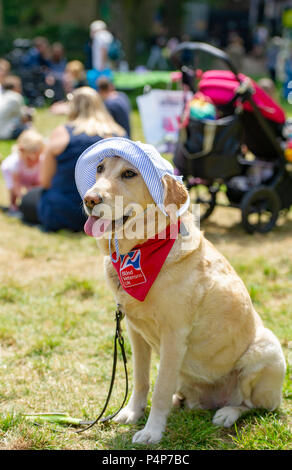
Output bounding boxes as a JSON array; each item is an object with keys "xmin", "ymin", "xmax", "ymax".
[{"xmin": 231, "ymin": 415, "xmax": 292, "ymax": 450}]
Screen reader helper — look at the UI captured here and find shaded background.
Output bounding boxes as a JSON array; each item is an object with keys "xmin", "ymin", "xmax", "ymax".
[{"xmin": 0, "ymin": 0, "xmax": 290, "ymax": 67}]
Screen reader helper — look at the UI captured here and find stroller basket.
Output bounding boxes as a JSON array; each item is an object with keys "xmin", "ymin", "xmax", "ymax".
[{"xmin": 174, "ymin": 114, "xmax": 242, "ymax": 180}]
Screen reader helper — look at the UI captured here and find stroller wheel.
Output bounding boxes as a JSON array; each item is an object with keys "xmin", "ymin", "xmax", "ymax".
[
  {"xmin": 240, "ymin": 186, "xmax": 280, "ymax": 234},
  {"xmin": 187, "ymin": 184, "xmax": 217, "ymax": 221}
]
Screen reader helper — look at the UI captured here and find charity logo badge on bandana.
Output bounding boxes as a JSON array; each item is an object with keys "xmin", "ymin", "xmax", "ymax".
[
  {"xmin": 110, "ymin": 222, "xmax": 180, "ymax": 302},
  {"xmin": 119, "ymin": 250, "xmax": 147, "ymax": 289}
]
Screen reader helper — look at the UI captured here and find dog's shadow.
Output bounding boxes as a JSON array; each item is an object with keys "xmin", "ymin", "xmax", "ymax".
[{"xmin": 87, "ymin": 406, "xmax": 283, "ymax": 450}]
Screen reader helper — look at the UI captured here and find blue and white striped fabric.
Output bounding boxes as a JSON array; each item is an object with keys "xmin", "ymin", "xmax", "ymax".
[{"xmin": 75, "ymin": 137, "xmax": 190, "ymax": 216}]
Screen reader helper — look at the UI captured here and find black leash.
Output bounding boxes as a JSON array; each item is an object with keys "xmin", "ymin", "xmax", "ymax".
[{"xmin": 75, "ymin": 304, "xmax": 128, "ymax": 433}]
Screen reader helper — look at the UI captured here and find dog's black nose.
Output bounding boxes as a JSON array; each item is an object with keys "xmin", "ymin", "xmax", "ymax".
[{"xmin": 84, "ymin": 192, "xmax": 103, "ymax": 210}]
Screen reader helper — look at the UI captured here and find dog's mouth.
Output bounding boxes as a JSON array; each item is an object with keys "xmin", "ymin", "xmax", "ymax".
[{"xmin": 84, "ymin": 213, "xmax": 130, "ymax": 238}]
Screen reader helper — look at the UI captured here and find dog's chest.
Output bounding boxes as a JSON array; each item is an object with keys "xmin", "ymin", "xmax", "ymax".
[{"xmin": 104, "ymin": 258, "xmax": 162, "ymax": 351}]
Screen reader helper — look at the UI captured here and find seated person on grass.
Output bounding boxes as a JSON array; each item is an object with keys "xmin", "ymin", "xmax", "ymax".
[
  {"xmin": 1, "ymin": 129, "xmax": 45, "ymax": 212},
  {"xmin": 19, "ymin": 87, "xmax": 125, "ymax": 232},
  {"xmin": 97, "ymin": 76, "xmax": 131, "ymax": 137},
  {"xmin": 0, "ymin": 75, "xmax": 26, "ymax": 140}
]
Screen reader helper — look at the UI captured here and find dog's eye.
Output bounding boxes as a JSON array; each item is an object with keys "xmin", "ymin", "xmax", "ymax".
[
  {"xmin": 122, "ymin": 170, "xmax": 137, "ymax": 179},
  {"xmin": 97, "ymin": 164, "xmax": 104, "ymax": 174}
]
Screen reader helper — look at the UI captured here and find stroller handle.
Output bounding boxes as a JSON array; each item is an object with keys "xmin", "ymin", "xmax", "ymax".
[{"xmin": 171, "ymin": 42, "xmax": 240, "ymax": 80}]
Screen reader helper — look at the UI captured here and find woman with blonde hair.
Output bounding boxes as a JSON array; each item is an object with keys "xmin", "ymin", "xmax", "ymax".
[
  {"xmin": 68, "ymin": 86, "xmax": 125, "ymax": 137},
  {"xmin": 20, "ymin": 86, "xmax": 126, "ymax": 231},
  {"xmin": 63, "ymin": 60, "xmax": 87, "ymax": 94}
]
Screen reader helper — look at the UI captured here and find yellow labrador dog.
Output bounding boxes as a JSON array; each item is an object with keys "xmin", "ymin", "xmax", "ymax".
[{"xmin": 77, "ymin": 140, "xmax": 286, "ymax": 445}]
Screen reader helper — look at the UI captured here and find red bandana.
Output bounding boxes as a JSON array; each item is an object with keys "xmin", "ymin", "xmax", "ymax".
[{"xmin": 111, "ymin": 222, "xmax": 180, "ymax": 302}]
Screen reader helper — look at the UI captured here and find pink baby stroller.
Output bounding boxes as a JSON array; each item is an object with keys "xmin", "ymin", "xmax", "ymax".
[{"xmin": 171, "ymin": 42, "xmax": 291, "ymax": 233}]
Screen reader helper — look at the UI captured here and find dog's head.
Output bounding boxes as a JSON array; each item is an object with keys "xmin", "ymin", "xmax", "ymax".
[
  {"xmin": 82, "ymin": 156, "xmax": 189, "ymax": 239},
  {"xmin": 75, "ymin": 138, "xmax": 189, "ymax": 241}
]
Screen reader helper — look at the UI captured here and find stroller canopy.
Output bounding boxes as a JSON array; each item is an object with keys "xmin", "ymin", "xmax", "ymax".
[{"xmin": 198, "ymin": 70, "xmax": 286, "ymax": 125}]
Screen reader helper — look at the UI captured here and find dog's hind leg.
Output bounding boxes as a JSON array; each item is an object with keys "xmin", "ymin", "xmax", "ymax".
[
  {"xmin": 240, "ymin": 328, "xmax": 286, "ymax": 411},
  {"xmin": 113, "ymin": 321, "xmax": 151, "ymax": 424},
  {"xmin": 213, "ymin": 328, "xmax": 286, "ymax": 428}
]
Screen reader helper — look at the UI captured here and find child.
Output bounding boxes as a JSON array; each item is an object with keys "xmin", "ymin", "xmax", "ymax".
[
  {"xmin": 1, "ymin": 129, "xmax": 45, "ymax": 211},
  {"xmin": 63, "ymin": 60, "xmax": 87, "ymax": 94}
]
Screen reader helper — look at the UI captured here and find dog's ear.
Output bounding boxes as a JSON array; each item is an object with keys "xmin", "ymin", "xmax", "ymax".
[{"xmin": 162, "ymin": 174, "xmax": 189, "ymax": 220}]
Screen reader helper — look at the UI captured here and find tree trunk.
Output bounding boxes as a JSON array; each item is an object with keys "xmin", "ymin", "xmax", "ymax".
[{"xmin": 110, "ymin": 0, "xmax": 159, "ymax": 68}]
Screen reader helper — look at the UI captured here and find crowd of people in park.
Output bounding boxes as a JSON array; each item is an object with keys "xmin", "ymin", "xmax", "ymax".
[
  {"xmin": 0, "ymin": 17, "xmax": 291, "ymax": 234},
  {"xmin": 0, "ymin": 20, "xmax": 132, "ymax": 232},
  {"xmin": 146, "ymin": 24, "xmax": 292, "ymax": 98}
]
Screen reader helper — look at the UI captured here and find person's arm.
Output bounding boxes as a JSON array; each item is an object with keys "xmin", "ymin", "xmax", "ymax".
[
  {"xmin": 101, "ymin": 46, "xmax": 108, "ymax": 69},
  {"xmin": 12, "ymin": 172, "xmax": 22, "ymax": 198},
  {"xmin": 40, "ymin": 125, "xmax": 70, "ymax": 189}
]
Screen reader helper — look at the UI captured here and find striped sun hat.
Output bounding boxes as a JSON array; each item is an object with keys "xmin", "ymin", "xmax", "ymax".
[{"xmin": 75, "ymin": 137, "xmax": 190, "ymax": 216}]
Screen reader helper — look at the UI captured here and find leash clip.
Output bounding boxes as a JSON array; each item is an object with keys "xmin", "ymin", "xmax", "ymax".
[{"xmin": 115, "ymin": 304, "xmax": 125, "ymax": 341}]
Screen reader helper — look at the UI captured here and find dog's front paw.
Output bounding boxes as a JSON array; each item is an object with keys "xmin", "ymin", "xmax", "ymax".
[
  {"xmin": 113, "ymin": 405, "xmax": 144, "ymax": 424},
  {"xmin": 132, "ymin": 426, "xmax": 163, "ymax": 445}
]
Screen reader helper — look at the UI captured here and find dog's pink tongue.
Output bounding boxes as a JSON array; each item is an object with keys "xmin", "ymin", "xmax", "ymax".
[{"xmin": 84, "ymin": 216, "xmax": 111, "ymax": 237}]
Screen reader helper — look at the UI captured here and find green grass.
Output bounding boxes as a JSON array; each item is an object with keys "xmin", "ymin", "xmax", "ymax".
[{"xmin": 0, "ymin": 108, "xmax": 291, "ymax": 450}]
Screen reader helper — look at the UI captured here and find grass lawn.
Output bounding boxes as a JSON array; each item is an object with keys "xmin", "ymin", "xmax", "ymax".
[{"xmin": 0, "ymin": 109, "xmax": 291, "ymax": 450}]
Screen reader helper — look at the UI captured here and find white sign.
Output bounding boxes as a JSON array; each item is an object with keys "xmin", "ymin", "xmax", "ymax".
[{"xmin": 137, "ymin": 89, "xmax": 185, "ymax": 153}]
